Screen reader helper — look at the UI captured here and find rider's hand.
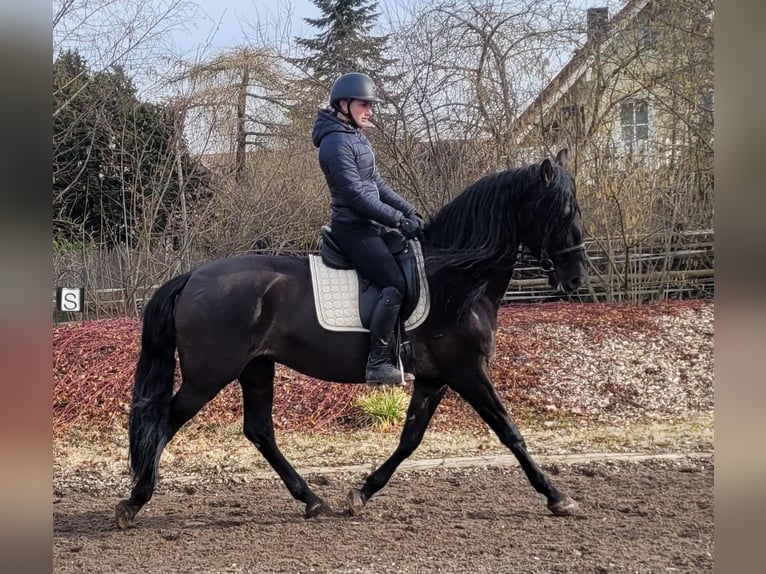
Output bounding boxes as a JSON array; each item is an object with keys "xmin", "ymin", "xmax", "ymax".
[{"xmin": 399, "ymin": 216, "xmax": 421, "ymax": 239}]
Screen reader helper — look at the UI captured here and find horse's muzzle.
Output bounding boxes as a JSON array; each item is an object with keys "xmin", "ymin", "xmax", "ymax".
[
  {"xmin": 564, "ymin": 274, "xmax": 584, "ymax": 292},
  {"xmin": 550, "ymin": 271, "xmax": 586, "ymax": 294}
]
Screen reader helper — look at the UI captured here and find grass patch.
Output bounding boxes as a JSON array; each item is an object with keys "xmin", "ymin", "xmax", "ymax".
[{"xmin": 354, "ymin": 387, "xmax": 410, "ymax": 430}]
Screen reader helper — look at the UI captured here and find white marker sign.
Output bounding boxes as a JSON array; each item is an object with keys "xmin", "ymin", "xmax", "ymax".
[{"xmin": 58, "ymin": 287, "xmax": 84, "ymax": 312}]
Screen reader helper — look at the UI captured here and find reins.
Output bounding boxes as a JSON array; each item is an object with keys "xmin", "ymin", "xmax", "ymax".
[{"xmin": 539, "ymin": 243, "xmax": 586, "ymax": 272}]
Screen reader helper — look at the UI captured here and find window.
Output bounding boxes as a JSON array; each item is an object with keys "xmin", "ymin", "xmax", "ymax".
[{"xmin": 620, "ymin": 99, "xmax": 649, "ymax": 143}]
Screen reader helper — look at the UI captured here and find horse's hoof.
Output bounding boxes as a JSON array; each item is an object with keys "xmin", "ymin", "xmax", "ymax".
[
  {"xmin": 304, "ymin": 500, "xmax": 334, "ymax": 519},
  {"xmin": 346, "ymin": 488, "xmax": 366, "ymax": 516},
  {"xmin": 548, "ymin": 495, "xmax": 579, "ymax": 516},
  {"xmin": 115, "ymin": 500, "xmax": 137, "ymax": 529}
]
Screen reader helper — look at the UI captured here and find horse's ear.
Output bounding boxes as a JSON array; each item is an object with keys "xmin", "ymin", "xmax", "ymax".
[
  {"xmin": 541, "ymin": 158, "xmax": 554, "ymax": 187},
  {"xmin": 555, "ymin": 148, "xmax": 568, "ymax": 168}
]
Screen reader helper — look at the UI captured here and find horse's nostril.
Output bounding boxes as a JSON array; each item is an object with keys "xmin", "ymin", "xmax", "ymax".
[{"xmin": 569, "ymin": 276, "xmax": 582, "ymax": 291}]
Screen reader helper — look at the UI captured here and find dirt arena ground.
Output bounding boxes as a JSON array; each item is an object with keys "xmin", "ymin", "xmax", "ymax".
[
  {"xmin": 53, "ymin": 451, "xmax": 713, "ymax": 573},
  {"xmin": 53, "ymin": 301, "xmax": 714, "ymax": 572}
]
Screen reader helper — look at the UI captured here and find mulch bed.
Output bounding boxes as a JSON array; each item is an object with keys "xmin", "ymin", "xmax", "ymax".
[{"xmin": 53, "ymin": 299, "xmax": 712, "ymax": 436}]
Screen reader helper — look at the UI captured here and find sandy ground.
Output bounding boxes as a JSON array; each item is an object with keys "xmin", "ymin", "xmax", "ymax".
[{"xmin": 54, "ymin": 413, "xmax": 713, "ymax": 573}]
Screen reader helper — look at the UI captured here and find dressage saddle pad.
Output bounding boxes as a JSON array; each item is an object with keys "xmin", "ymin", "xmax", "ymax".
[{"xmin": 308, "ymin": 239, "xmax": 430, "ymax": 333}]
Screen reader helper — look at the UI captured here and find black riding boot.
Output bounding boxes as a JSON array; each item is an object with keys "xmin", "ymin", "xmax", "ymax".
[{"xmin": 365, "ymin": 287, "xmax": 415, "ymax": 386}]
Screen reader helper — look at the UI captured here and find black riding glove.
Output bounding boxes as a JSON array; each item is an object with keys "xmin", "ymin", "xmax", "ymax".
[{"xmin": 399, "ymin": 216, "xmax": 421, "ymax": 239}]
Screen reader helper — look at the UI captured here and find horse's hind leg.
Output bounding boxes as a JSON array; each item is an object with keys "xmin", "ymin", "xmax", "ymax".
[
  {"xmin": 449, "ymin": 366, "xmax": 578, "ymax": 516},
  {"xmin": 239, "ymin": 359, "xmax": 333, "ymax": 518},
  {"xmin": 347, "ymin": 379, "xmax": 447, "ymax": 515},
  {"xmin": 116, "ymin": 378, "xmax": 227, "ymax": 528}
]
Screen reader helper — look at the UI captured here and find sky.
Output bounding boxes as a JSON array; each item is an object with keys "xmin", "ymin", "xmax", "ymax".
[
  {"xmin": 172, "ymin": 0, "xmax": 623, "ymax": 57},
  {"xmin": 180, "ymin": 0, "xmax": 321, "ymax": 54},
  {"xmin": 54, "ymin": 0, "xmax": 626, "ymax": 69},
  {"xmin": 53, "ymin": 0, "xmax": 323, "ymax": 98},
  {"xmin": 52, "ymin": 0, "xmax": 626, "ymax": 101}
]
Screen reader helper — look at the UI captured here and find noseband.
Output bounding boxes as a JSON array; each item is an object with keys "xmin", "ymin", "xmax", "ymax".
[{"xmin": 539, "ymin": 243, "xmax": 586, "ymax": 273}]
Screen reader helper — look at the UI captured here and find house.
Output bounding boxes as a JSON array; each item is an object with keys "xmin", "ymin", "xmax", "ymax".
[
  {"xmin": 510, "ymin": 0, "xmax": 714, "ymax": 172},
  {"xmin": 506, "ymin": 0, "xmax": 714, "ymax": 301}
]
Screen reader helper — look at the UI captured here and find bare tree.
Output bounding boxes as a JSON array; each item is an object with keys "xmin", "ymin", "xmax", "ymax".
[
  {"xmin": 54, "ymin": 0, "xmax": 714, "ymax": 312},
  {"xmin": 522, "ymin": 0, "xmax": 715, "ymax": 300},
  {"xmin": 165, "ymin": 44, "xmax": 330, "ymax": 255},
  {"xmin": 53, "ymin": 0, "xmax": 204, "ymax": 114},
  {"xmin": 176, "ymin": 48, "xmax": 291, "ymax": 180},
  {"xmin": 366, "ymin": 0, "xmax": 580, "ymax": 214}
]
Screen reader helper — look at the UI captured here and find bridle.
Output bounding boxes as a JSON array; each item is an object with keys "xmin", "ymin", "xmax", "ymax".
[
  {"xmin": 534, "ymin": 199, "xmax": 585, "ymax": 273},
  {"xmin": 538, "ymin": 242, "xmax": 586, "ymax": 273}
]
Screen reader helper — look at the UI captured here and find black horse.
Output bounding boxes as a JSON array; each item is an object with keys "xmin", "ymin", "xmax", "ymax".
[{"xmin": 115, "ymin": 149, "xmax": 587, "ymax": 528}]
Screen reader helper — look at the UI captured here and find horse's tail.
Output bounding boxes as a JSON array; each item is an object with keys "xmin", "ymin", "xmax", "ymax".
[{"xmin": 127, "ymin": 272, "xmax": 191, "ymax": 503}]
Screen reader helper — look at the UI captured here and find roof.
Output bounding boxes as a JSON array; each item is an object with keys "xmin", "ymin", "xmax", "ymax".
[{"xmin": 511, "ymin": 0, "xmax": 651, "ymax": 144}]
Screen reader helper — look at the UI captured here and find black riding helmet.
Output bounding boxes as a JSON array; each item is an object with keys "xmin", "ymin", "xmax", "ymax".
[{"xmin": 329, "ymin": 72, "xmax": 382, "ymax": 114}]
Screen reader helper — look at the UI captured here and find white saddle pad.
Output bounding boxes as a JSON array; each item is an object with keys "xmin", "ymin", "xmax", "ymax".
[{"xmin": 309, "ymin": 240, "xmax": 430, "ymax": 332}]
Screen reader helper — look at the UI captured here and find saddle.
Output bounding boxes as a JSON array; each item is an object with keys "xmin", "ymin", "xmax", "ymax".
[
  {"xmin": 319, "ymin": 225, "xmax": 421, "ymax": 328},
  {"xmin": 316, "ymin": 226, "xmax": 426, "ymax": 371}
]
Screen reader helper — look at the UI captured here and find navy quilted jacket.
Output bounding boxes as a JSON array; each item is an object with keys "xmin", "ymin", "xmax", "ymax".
[{"xmin": 312, "ymin": 109, "xmax": 415, "ymax": 227}]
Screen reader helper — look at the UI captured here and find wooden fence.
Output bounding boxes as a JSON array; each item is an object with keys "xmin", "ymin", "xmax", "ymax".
[
  {"xmin": 53, "ymin": 229, "xmax": 713, "ymax": 323},
  {"xmin": 505, "ymin": 229, "xmax": 714, "ymax": 303}
]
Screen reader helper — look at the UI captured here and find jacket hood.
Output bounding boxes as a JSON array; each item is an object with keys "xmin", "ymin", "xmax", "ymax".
[{"xmin": 312, "ymin": 109, "xmax": 356, "ymax": 147}]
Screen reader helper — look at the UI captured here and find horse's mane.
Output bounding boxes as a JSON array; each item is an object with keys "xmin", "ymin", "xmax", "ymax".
[{"xmin": 422, "ymin": 162, "xmax": 576, "ymax": 316}]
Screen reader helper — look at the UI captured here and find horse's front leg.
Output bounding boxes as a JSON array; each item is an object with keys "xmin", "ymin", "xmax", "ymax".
[
  {"xmin": 449, "ymin": 365, "xmax": 578, "ymax": 516},
  {"xmin": 347, "ymin": 379, "xmax": 447, "ymax": 515}
]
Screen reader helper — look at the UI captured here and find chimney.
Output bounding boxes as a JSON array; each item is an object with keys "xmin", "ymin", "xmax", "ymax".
[{"xmin": 586, "ymin": 7, "xmax": 610, "ymax": 43}]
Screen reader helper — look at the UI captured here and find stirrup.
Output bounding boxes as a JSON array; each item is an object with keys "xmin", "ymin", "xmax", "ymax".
[
  {"xmin": 365, "ymin": 365, "xmax": 407, "ymax": 387},
  {"xmin": 398, "ymin": 355, "xmax": 415, "ymax": 383},
  {"xmin": 365, "ymin": 374, "xmax": 407, "ymax": 387}
]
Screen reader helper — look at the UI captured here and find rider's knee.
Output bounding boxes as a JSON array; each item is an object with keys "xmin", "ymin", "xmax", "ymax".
[{"xmin": 380, "ymin": 285, "xmax": 402, "ymax": 305}]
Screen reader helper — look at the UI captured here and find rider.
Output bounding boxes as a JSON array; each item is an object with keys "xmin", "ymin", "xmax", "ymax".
[{"xmin": 312, "ymin": 72, "xmax": 424, "ymax": 386}]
